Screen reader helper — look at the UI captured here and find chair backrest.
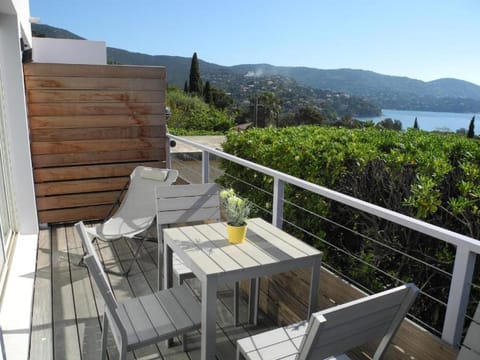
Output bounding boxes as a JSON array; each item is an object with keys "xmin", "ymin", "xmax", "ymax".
[
  {"xmin": 155, "ymin": 183, "xmax": 221, "ymax": 241},
  {"xmin": 297, "ymin": 283, "xmax": 419, "ymax": 360},
  {"xmin": 117, "ymin": 166, "xmax": 178, "ymax": 219},
  {"xmin": 75, "ymin": 222, "xmax": 118, "ymax": 310},
  {"xmin": 103, "ymin": 167, "xmax": 178, "ymax": 238},
  {"xmin": 76, "ymin": 221, "xmax": 128, "ymax": 348}
]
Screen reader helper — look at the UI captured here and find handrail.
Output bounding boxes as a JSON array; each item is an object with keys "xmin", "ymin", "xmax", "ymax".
[{"xmin": 167, "ymin": 132, "xmax": 479, "ymax": 346}]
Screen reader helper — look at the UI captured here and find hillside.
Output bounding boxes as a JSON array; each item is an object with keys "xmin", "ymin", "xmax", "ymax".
[
  {"xmin": 31, "ymin": 23, "xmax": 480, "ymax": 113},
  {"xmin": 229, "ymin": 65, "xmax": 480, "ymax": 112}
]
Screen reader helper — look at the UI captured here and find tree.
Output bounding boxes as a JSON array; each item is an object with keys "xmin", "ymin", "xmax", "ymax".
[
  {"xmin": 204, "ymin": 81, "xmax": 213, "ymax": 104},
  {"xmin": 467, "ymin": 115, "xmax": 475, "ymax": 138},
  {"xmin": 253, "ymin": 92, "xmax": 282, "ymax": 127},
  {"xmin": 293, "ymin": 106, "xmax": 325, "ymax": 125},
  {"xmin": 376, "ymin": 118, "xmax": 402, "ymax": 131},
  {"xmin": 413, "ymin": 117, "xmax": 419, "ymax": 129},
  {"xmin": 211, "ymin": 87, "xmax": 234, "ymax": 110},
  {"xmin": 188, "ymin": 52, "xmax": 202, "ymax": 96},
  {"xmin": 183, "ymin": 80, "xmax": 189, "ymax": 93}
]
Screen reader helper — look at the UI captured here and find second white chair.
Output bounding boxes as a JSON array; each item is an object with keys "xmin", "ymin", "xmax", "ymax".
[
  {"xmin": 156, "ymin": 183, "xmax": 244, "ymax": 325},
  {"xmin": 81, "ymin": 166, "xmax": 178, "ymax": 275},
  {"xmin": 237, "ymin": 283, "xmax": 419, "ymax": 360}
]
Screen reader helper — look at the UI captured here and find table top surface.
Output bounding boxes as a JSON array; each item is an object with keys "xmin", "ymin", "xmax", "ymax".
[{"xmin": 163, "ymin": 217, "xmax": 322, "ymax": 280}]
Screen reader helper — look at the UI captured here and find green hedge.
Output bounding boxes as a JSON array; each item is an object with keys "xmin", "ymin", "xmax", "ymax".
[
  {"xmin": 167, "ymin": 87, "xmax": 234, "ymax": 133},
  {"xmin": 218, "ymin": 126, "xmax": 480, "ymax": 334}
]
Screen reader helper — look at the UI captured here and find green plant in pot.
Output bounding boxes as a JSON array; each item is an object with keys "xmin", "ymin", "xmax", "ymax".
[{"xmin": 220, "ymin": 188, "xmax": 252, "ymax": 243}]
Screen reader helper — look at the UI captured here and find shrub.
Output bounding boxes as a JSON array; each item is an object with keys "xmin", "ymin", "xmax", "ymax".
[{"xmin": 217, "ymin": 126, "xmax": 480, "ymax": 333}]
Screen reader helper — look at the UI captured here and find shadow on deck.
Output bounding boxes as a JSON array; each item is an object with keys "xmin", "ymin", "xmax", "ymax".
[{"xmin": 29, "ymin": 224, "xmax": 278, "ymax": 360}]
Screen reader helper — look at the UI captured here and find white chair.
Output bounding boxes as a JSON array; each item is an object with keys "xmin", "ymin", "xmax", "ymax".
[
  {"xmin": 237, "ymin": 283, "xmax": 419, "ymax": 360},
  {"xmin": 80, "ymin": 166, "xmax": 178, "ymax": 275},
  {"xmin": 76, "ymin": 222, "xmax": 201, "ymax": 359},
  {"xmin": 156, "ymin": 183, "xmax": 243, "ymax": 326},
  {"xmin": 155, "ymin": 183, "xmax": 221, "ymax": 288}
]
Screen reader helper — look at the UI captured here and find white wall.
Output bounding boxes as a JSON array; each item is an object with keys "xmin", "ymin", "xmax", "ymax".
[
  {"xmin": 0, "ymin": 12, "xmax": 38, "ymax": 235},
  {"xmin": 33, "ymin": 37, "xmax": 107, "ymax": 64},
  {"xmin": 0, "ymin": 1, "xmax": 38, "ymax": 359},
  {"xmin": 12, "ymin": 0, "xmax": 31, "ymax": 46}
]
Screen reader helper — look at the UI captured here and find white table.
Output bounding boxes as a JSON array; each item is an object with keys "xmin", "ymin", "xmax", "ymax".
[{"xmin": 163, "ymin": 217, "xmax": 322, "ymax": 360}]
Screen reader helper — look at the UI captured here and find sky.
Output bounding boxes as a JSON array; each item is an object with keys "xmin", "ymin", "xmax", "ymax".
[{"xmin": 29, "ymin": 0, "xmax": 480, "ymax": 86}]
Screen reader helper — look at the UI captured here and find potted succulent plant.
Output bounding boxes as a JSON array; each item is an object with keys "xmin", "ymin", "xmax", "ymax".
[{"xmin": 220, "ymin": 188, "xmax": 252, "ymax": 243}]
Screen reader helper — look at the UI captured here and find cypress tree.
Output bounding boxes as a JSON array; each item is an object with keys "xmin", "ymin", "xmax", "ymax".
[
  {"xmin": 183, "ymin": 80, "xmax": 189, "ymax": 93},
  {"xmin": 204, "ymin": 81, "xmax": 213, "ymax": 104},
  {"xmin": 413, "ymin": 117, "xmax": 419, "ymax": 129},
  {"xmin": 467, "ymin": 115, "xmax": 475, "ymax": 138},
  {"xmin": 189, "ymin": 52, "xmax": 202, "ymax": 96}
]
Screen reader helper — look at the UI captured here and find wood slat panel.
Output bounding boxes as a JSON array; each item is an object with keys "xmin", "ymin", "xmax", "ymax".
[
  {"xmin": 24, "ymin": 63, "xmax": 167, "ymax": 223},
  {"xmin": 33, "ymin": 162, "xmax": 161, "ymax": 182},
  {"xmin": 28, "ymin": 102, "xmax": 164, "ymax": 116},
  {"xmin": 31, "ymin": 138, "xmax": 163, "ymax": 155},
  {"xmin": 32, "ymin": 149, "xmax": 165, "ymax": 168},
  {"xmin": 25, "ymin": 76, "xmax": 164, "ymax": 91},
  {"xmin": 35, "ymin": 177, "xmax": 128, "ymax": 196},
  {"xmin": 30, "ymin": 126, "xmax": 165, "ymax": 142},
  {"xmin": 36, "ymin": 191, "xmax": 120, "ymax": 210},
  {"xmin": 38, "ymin": 205, "xmax": 112, "ymax": 224},
  {"xmin": 29, "ymin": 114, "xmax": 163, "ymax": 129},
  {"xmin": 23, "ymin": 63, "xmax": 166, "ymax": 79},
  {"xmin": 27, "ymin": 89, "xmax": 165, "ymax": 103}
]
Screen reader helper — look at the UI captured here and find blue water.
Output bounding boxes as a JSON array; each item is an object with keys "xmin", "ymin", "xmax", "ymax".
[{"xmin": 359, "ymin": 109, "xmax": 479, "ymax": 133}]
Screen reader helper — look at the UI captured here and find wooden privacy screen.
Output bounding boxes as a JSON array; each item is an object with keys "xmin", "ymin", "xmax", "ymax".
[{"xmin": 24, "ymin": 63, "xmax": 167, "ymax": 224}]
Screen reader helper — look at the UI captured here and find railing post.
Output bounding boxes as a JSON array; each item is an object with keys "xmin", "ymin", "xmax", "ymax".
[
  {"xmin": 202, "ymin": 150, "xmax": 209, "ymax": 184},
  {"xmin": 442, "ymin": 245, "xmax": 476, "ymax": 346},
  {"xmin": 272, "ymin": 178, "xmax": 284, "ymax": 228}
]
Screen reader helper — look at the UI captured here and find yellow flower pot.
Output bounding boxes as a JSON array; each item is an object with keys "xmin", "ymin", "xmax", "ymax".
[{"xmin": 227, "ymin": 224, "xmax": 247, "ymax": 244}]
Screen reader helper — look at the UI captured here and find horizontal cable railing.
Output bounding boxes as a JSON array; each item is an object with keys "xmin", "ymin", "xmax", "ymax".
[{"xmin": 167, "ymin": 133, "xmax": 480, "ymax": 346}]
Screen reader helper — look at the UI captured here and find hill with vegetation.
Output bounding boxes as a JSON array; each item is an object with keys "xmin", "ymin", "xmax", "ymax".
[
  {"xmin": 31, "ymin": 23, "xmax": 480, "ymax": 113},
  {"xmin": 230, "ymin": 65, "xmax": 480, "ymax": 112}
]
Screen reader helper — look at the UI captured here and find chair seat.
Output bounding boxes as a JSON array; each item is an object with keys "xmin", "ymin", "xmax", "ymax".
[
  {"xmin": 172, "ymin": 254, "xmax": 196, "ymax": 284},
  {"xmin": 237, "ymin": 320, "xmax": 351, "ymax": 360},
  {"xmin": 117, "ymin": 285, "xmax": 201, "ymax": 350},
  {"xmin": 237, "ymin": 320, "xmax": 308, "ymax": 360},
  {"xmin": 88, "ymin": 216, "xmax": 155, "ymax": 241}
]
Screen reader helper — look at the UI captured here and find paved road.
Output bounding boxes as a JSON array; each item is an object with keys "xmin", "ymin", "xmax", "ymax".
[{"xmin": 171, "ymin": 136, "xmax": 226, "ymax": 153}]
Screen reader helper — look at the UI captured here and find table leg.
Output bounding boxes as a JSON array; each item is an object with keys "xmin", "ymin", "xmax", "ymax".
[
  {"xmin": 201, "ymin": 277, "xmax": 217, "ymax": 360},
  {"xmin": 308, "ymin": 256, "xmax": 322, "ymax": 317},
  {"xmin": 234, "ymin": 282, "xmax": 239, "ymax": 326},
  {"xmin": 248, "ymin": 278, "xmax": 260, "ymax": 325},
  {"xmin": 163, "ymin": 243, "xmax": 173, "ymax": 290},
  {"xmin": 163, "ymin": 244, "xmax": 174, "ymax": 348}
]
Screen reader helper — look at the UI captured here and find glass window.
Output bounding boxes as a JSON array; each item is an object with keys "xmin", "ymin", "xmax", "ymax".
[{"xmin": 0, "ymin": 67, "xmax": 14, "ymax": 272}]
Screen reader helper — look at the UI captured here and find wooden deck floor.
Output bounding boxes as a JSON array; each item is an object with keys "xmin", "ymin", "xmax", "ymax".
[{"xmin": 29, "ymin": 224, "xmax": 277, "ymax": 360}]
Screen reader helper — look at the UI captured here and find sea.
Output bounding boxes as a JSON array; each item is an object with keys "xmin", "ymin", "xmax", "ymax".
[{"xmin": 358, "ymin": 109, "xmax": 479, "ymax": 133}]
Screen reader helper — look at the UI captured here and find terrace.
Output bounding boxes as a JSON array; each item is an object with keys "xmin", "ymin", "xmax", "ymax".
[
  {"xmin": 25, "ymin": 146, "xmax": 460, "ymax": 359},
  {"xmin": 0, "ymin": 2, "xmax": 477, "ymax": 359}
]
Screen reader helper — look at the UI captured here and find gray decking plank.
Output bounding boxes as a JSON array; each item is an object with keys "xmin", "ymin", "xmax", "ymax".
[
  {"xmin": 29, "ymin": 229, "xmax": 53, "ymax": 360},
  {"xmin": 51, "ymin": 226, "xmax": 82, "ymax": 360},
  {"xmin": 67, "ymin": 226, "xmax": 104, "ymax": 360},
  {"xmin": 32, "ymin": 223, "xmax": 278, "ymax": 360}
]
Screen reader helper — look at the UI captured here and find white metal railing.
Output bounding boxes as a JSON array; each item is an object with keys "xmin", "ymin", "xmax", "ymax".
[{"xmin": 167, "ymin": 133, "xmax": 480, "ymax": 347}]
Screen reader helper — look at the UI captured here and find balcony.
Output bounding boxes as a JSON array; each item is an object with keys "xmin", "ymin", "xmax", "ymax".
[
  {"xmin": 0, "ymin": 61, "xmax": 473, "ymax": 359},
  {"xmin": 12, "ymin": 132, "xmax": 470, "ymax": 360}
]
